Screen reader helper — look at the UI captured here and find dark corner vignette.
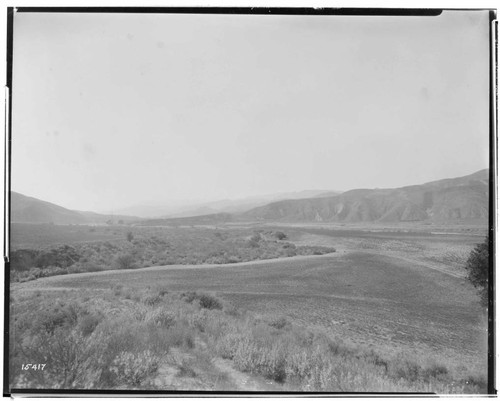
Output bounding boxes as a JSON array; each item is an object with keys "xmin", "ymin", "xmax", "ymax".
[{"xmin": 3, "ymin": 7, "xmax": 13, "ymax": 397}]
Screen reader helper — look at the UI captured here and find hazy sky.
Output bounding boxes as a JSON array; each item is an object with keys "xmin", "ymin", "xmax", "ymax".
[{"xmin": 12, "ymin": 10, "xmax": 490, "ymax": 212}]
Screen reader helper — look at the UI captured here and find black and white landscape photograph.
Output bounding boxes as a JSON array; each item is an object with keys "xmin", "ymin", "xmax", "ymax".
[{"xmin": 6, "ymin": 8, "xmax": 493, "ymax": 394}]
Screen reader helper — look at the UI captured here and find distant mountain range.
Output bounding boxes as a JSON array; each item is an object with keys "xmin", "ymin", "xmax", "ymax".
[
  {"xmin": 109, "ymin": 190, "xmax": 340, "ymax": 219},
  {"xmin": 10, "ymin": 192, "xmax": 139, "ymax": 225},
  {"xmin": 244, "ymin": 169, "xmax": 489, "ymax": 223},
  {"xmin": 9, "ymin": 189, "xmax": 339, "ymax": 225},
  {"xmin": 10, "ymin": 169, "xmax": 489, "ymax": 225}
]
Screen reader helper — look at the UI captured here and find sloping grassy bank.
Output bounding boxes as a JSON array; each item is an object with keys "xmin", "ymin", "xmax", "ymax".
[{"xmin": 10, "ymin": 285, "xmax": 486, "ymax": 393}]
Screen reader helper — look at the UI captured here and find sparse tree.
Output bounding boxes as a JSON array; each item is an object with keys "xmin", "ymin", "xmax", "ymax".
[
  {"xmin": 465, "ymin": 237, "xmax": 489, "ymax": 307},
  {"xmin": 126, "ymin": 232, "xmax": 134, "ymax": 242}
]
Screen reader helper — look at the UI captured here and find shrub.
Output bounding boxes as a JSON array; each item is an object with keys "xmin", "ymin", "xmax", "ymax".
[
  {"xmin": 112, "ymin": 284, "xmax": 124, "ymax": 297},
  {"xmin": 198, "ymin": 294, "xmax": 223, "ymax": 310},
  {"xmin": 110, "ymin": 350, "xmax": 160, "ymax": 386},
  {"xmin": 281, "ymin": 244, "xmax": 297, "ymax": 257},
  {"xmin": 250, "ymin": 233, "xmax": 262, "ymax": 242},
  {"xmin": 78, "ymin": 314, "xmax": 101, "ymax": 337},
  {"xmin": 267, "ymin": 316, "xmax": 291, "ymax": 330},
  {"xmin": 465, "ymin": 237, "xmax": 489, "ymax": 306},
  {"xmin": 422, "ymin": 363, "xmax": 449, "ymax": 382},
  {"xmin": 32, "ymin": 302, "xmax": 79, "ymax": 334},
  {"xmin": 363, "ymin": 350, "xmax": 389, "ymax": 372},
  {"xmin": 155, "ymin": 286, "xmax": 169, "ymax": 297},
  {"xmin": 113, "ymin": 253, "xmax": 136, "ymax": 270},
  {"xmin": 223, "ymin": 304, "xmax": 241, "ymax": 317},
  {"xmin": 146, "ymin": 309, "xmax": 176, "ymax": 328},
  {"xmin": 181, "ymin": 292, "xmax": 198, "ymax": 303},
  {"xmin": 182, "ymin": 292, "xmax": 223, "ymax": 310},
  {"xmin": 176, "ymin": 360, "xmax": 197, "ymax": 378},
  {"xmin": 67, "ymin": 264, "xmax": 85, "ymax": 274},
  {"xmin": 274, "ymin": 231, "xmax": 287, "ymax": 240},
  {"xmin": 10, "ymin": 249, "xmax": 39, "ymax": 271},
  {"xmin": 463, "ymin": 374, "xmax": 487, "ymax": 392},
  {"xmin": 388, "ymin": 358, "xmax": 422, "ymax": 382},
  {"xmin": 248, "ymin": 233, "xmax": 262, "ymax": 248},
  {"xmin": 296, "ymin": 246, "xmax": 336, "ymax": 256},
  {"xmin": 214, "ymin": 231, "xmax": 222, "ymax": 239},
  {"xmin": 229, "ymin": 336, "xmax": 288, "ymax": 383},
  {"xmin": 80, "ymin": 262, "xmax": 104, "ymax": 273},
  {"xmin": 164, "ymin": 323, "xmax": 195, "ymax": 349},
  {"xmin": 214, "ymin": 331, "xmax": 243, "ymax": 359},
  {"xmin": 34, "ymin": 245, "xmax": 81, "ymax": 269},
  {"xmin": 142, "ymin": 293, "xmax": 163, "ymax": 307},
  {"xmin": 14, "ymin": 327, "xmax": 107, "ymax": 389}
]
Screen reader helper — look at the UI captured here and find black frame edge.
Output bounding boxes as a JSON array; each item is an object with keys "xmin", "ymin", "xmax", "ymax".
[
  {"xmin": 488, "ymin": 8, "xmax": 498, "ymax": 397},
  {"xmin": 3, "ymin": 6, "xmax": 13, "ymax": 398},
  {"xmin": 13, "ymin": 6, "xmax": 443, "ymax": 16}
]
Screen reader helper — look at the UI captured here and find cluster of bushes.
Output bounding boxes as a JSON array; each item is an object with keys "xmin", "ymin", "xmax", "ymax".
[
  {"xmin": 296, "ymin": 245, "xmax": 336, "ymax": 256},
  {"xmin": 10, "ymin": 228, "xmax": 336, "ymax": 282},
  {"xmin": 181, "ymin": 292, "xmax": 223, "ymax": 310},
  {"xmin": 10, "ymin": 287, "xmax": 486, "ymax": 393},
  {"xmin": 10, "ymin": 288, "xmax": 198, "ymax": 389},
  {"xmin": 12, "ymin": 266, "xmax": 70, "ymax": 282},
  {"xmin": 200, "ymin": 314, "xmax": 479, "ymax": 393},
  {"xmin": 10, "ymin": 245, "xmax": 81, "ymax": 272}
]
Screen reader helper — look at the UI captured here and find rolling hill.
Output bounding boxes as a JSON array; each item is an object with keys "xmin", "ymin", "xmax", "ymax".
[
  {"xmin": 10, "ymin": 192, "xmax": 139, "ymax": 224},
  {"xmin": 243, "ymin": 169, "xmax": 489, "ymax": 223},
  {"xmin": 10, "ymin": 169, "xmax": 489, "ymax": 225}
]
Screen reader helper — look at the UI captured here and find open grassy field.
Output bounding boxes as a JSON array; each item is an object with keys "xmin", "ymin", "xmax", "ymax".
[
  {"xmin": 10, "ymin": 223, "xmax": 128, "ymax": 249},
  {"xmin": 9, "ymin": 223, "xmax": 488, "ymax": 393}
]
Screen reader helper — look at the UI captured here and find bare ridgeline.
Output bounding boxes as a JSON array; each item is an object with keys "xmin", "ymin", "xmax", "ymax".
[
  {"xmin": 9, "ymin": 169, "xmax": 490, "ymax": 392},
  {"xmin": 7, "ymin": 7, "xmax": 493, "ymax": 396}
]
